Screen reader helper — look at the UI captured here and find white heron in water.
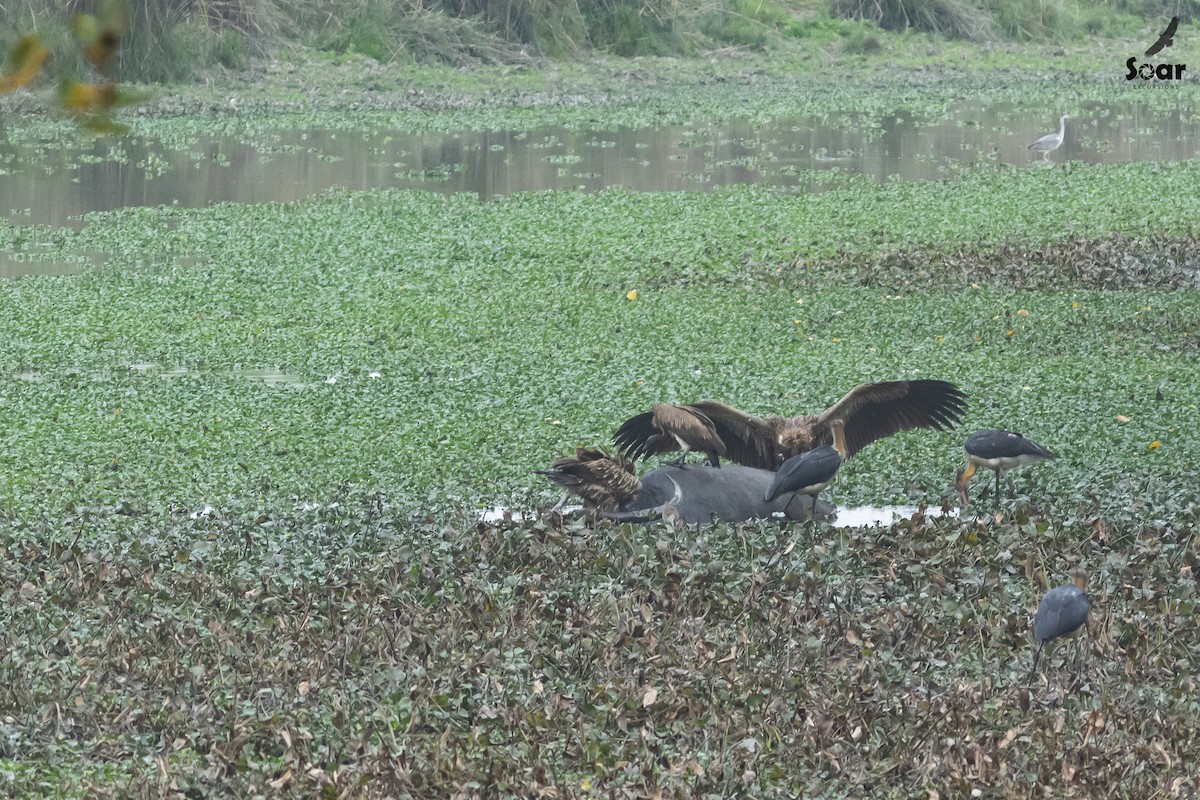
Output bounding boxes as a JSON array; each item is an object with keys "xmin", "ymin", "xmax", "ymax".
[{"xmin": 1028, "ymin": 115, "xmax": 1067, "ymax": 160}]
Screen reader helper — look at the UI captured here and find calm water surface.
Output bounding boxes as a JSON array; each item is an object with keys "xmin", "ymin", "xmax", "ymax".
[{"xmin": 1, "ymin": 98, "xmax": 1197, "ymax": 275}]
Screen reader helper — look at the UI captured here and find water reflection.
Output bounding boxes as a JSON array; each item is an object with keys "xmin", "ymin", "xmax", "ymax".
[{"xmin": 1, "ymin": 101, "xmax": 1196, "ymax": 234}]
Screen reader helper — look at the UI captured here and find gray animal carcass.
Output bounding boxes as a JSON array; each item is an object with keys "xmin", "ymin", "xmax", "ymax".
[{"xmin": 601, "ymin": 465, "xmax": 833, "ymax": 524}]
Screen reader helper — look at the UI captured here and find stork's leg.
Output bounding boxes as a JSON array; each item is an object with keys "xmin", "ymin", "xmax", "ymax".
[
  {"xmin": 1026, "ymin": 641, "xmax": 1046, "ymax": 686},
  {"xmin": 994, "ymin": 469, "xmax": 1002, "ymax": 506},
  {"xmin": 1073, "ymin": 633, "xmax": 1089, "ymax": 673},
  {"xmin": 706, "ymin": 451, "xmax": 721, "ymax": 468},
  {"xmin": 666, "ymin": 455, "xmax": 689, "ymax": 468}
]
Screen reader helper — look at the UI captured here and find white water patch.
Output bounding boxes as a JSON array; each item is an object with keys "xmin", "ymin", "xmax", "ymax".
[
  {"xmin": 481, "ymin": 504, "xmax": 959, "ymax": 526},
  {"xmin": 834, "ymin": 504, "xmax": 960, "ymax": 527},
  {"xmin": 480, "ymin": 505, "xmax": 583, "ymax": 523}
]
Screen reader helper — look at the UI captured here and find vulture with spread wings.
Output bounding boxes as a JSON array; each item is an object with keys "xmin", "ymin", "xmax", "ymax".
[{"xmin": 613, "ymin": 379, "xmax": 967, "ymax": 470}]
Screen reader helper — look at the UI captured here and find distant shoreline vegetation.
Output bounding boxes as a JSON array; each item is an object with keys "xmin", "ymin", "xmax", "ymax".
[{"xmin": 0, "ymin": 0, "xmax": 1189, "ymax": 82}]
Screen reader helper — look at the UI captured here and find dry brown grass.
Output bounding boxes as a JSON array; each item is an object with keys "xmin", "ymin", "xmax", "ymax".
[{"xmin": 2, "ymin": 500, "xmax": 1198, "ymax": 797}]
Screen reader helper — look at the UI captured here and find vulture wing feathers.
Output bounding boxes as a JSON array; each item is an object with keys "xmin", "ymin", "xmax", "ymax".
[
  {"xmin": 613, "ymin": 403, "xmax": 730, "ymax": 463},
  {"xmin": 538, "ymin": 447, "xmax": 641, "ymax": 510},
  {"xmin": 811, "ymin": 379, "xmax": 968, "ymax": 458},
  {"xmin": 685, "ymin": 400, "xmax": 779, "ymax": 470}
]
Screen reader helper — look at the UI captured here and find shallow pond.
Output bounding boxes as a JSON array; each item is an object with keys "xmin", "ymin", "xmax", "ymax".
[{"xmin": 1, "ymin": 98, "xmax": 1196, "ymax": 250}]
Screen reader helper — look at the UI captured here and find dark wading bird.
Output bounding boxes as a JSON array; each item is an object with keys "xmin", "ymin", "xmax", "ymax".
[
  {"xmin": 955, "ymin": 429, "xmax": 1056, "ymax": 507},
  {"xmin": 614, "ymin": 379, "xmax": 967, "ymax": 471},
  {"xmin": 1027, "ymin": 573, "xmax": 1090, "ymax": 683},
  {"xmin": 1028, "ymin": 115, "xmax": 1067, "ymax": 160},
  {"xmin": 539, "ymin": 447, "xmax": 830, "ymax": 524},
  {"xmin": 1145, "ymin": 16, "xmax": 1179, "ymax": 57},
  {"xmin": 764, "ymin": 419, "xmax": 846, "ymax": 522}
]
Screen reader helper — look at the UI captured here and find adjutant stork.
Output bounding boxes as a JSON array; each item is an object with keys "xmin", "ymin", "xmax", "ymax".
[
  {"xmin": 763, "ymin": 418, "xmax": 846, "ymax": 521},
  {"xmin": 1027, "ymin": 572, "xmax": 1089, "ymax": 682},
  {"xmin": 955, "ymin": 429, "xmax": 1055, "ymax": 506}
]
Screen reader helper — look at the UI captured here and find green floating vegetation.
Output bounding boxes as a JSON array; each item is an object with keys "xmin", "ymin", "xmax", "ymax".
[
  {"xmin": 1, "ymin": 158, "xmax": 1197, "ymax": 522},
  {"xmin": 0, "ymin": 59, "xmax": 1198, "ymax": 795}
]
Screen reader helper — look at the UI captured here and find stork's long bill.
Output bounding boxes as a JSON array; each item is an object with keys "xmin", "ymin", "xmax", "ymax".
[
  {"xmin": 830, "ymin": 418, "xmax": 848, "ymax": 459},
  {"xmin": 955, "ymin": 462, "xmax": 976, "ymax": 505}
]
